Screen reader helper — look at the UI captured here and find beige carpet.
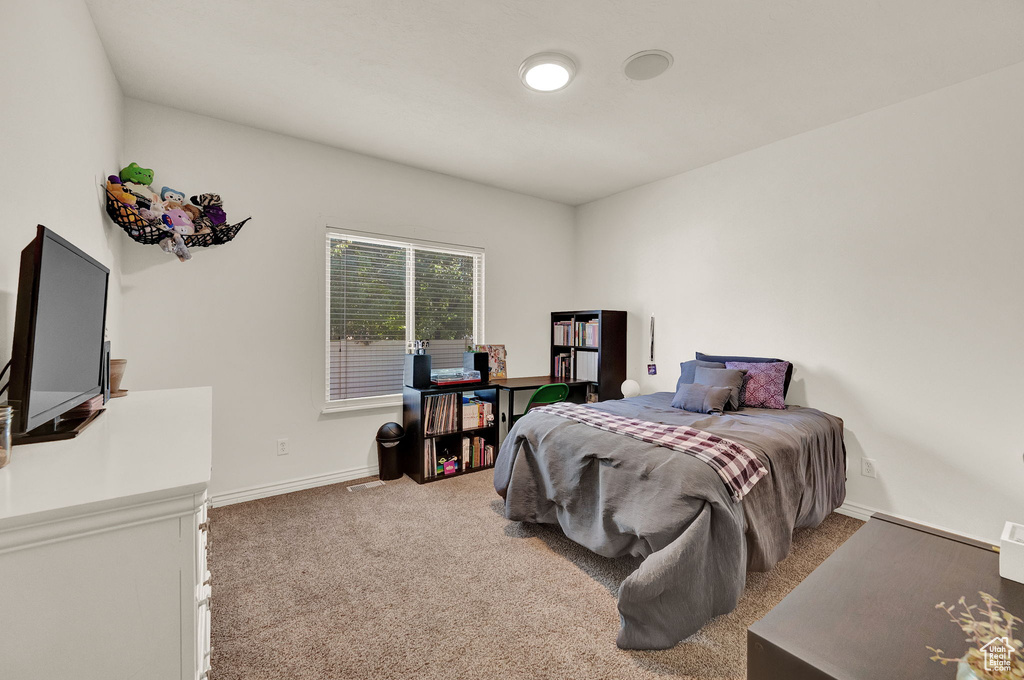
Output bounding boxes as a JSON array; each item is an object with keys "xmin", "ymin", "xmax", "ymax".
[{"xmin": 209, "ymin": 470, "xmax": 862, "ymax": 680}]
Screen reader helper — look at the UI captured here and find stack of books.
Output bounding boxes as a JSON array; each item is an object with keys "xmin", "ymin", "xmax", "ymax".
[
  {"xmin": 552, "ymin": 319, "xmax": 599, "ymax": 346},
  {"xmin": 553, "ymin": 351, "xmax": 572, "ymax": 379},
  {"xmin": 422, "ymin": 434, "xmax": 495, "ymax": 479},
  {"xmin": 462, "ymin": 435, "xmax": 495, "ymax": 469},
  {"xmin": 553, "ymin": 320, "xmax": 573, "ymax": 345},
  {"xmin": 462, "ymin": 397, "xmax": 494, "ymax": 430},
  {"xmin": 576, "ymin": 350, "xmax": 598, "ymax": 382},
  {"xmin": 576, "ymin": 320, "xmax": 599, "ymax": 347}
]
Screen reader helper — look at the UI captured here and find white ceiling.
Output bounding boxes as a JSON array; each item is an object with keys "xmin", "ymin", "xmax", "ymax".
[{"xmin": 86, "ymin": 0, "xmax": 1024, "ymax": 205}]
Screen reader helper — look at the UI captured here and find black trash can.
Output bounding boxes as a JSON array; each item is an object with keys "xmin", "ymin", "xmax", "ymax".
[{"xmin": 375, "ymin": 422, "xmax": 405, "ymax": 481}]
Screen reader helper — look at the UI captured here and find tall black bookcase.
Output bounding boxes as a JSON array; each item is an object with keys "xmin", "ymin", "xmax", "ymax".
[
  {"xmin": 550, "ymin": 310, "xmax": 627, "ymax": 402},
  {"xmin": 401, "ymin": 383, "xmax": 499, "ymax": 484}
]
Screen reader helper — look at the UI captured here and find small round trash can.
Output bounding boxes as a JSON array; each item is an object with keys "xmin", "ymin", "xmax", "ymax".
[{"xmin": 375, "ymin": 422, "xmax": 405, "ymax": 481}]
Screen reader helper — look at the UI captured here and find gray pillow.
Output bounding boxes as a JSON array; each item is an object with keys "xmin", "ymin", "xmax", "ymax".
[
  {"xmin": 696, "ymin": 351, "xmax": 793, "ymax": 397},
  {"xmin": 694, "ymin": 366, "xmax": 746, "ymax": 411},
  {"xmin": 670, "ymin": 383, "xmax": 732, "ymax": 414},
  {"xmin": 676, "ymin": 359, "xmax": 726, "ymax": 392}
]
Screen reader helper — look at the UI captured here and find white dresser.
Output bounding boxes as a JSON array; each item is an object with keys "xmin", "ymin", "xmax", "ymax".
[{"xmin": 0, "ymin": 387, "xmax": 213, "ymax": 680}]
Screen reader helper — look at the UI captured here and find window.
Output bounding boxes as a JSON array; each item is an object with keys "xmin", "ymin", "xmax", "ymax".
[{"xmin": 325, "ymin": 230, "xmax": 484, "ymax": 408}]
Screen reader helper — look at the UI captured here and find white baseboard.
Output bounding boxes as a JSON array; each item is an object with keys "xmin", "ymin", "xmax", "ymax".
[
  {"xmin": 835, "ymin": 500, "xmax": 875, "ymax": 522},
  {"xmin": 211, "ymin": 465, "xmax": 378, "ymax": 507},
  {"xmin": 835, "ymin": 499, "xmax": 994, "ymax": 544}
]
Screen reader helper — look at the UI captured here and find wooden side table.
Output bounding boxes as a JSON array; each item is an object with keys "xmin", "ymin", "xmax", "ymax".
[{"xmin": 748, "ymin": 514, "xmax": 1024, "ymax": 679}]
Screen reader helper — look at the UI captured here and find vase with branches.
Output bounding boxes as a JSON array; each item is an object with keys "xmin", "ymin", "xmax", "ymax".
[{"xmin": 927, "ymin": 592, "xmax": 1023, "ymax": 680}]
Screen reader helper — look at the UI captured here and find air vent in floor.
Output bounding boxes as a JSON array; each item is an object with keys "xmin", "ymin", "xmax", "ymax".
[{"xmin": 346, "ymin": 480, "xmax": 385, "ymax": 492}]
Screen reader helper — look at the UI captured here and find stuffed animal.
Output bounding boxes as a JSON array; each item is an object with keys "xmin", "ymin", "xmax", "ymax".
[
  {"xmin": 123, "ymin": 181, "xmax": 161, "ymax": 204},
  {"xmin": 192, "ymin": 215, "xmax": 213, "ymax": 234},
  {"xmin": 190, "ymin": 193, "xmax": 226, "ymax": 225},
  {"xmin": 159, "ymin": 234, "xmax": 191, "ymax": 262},
  {"xmin": 161, "ymin": 187, "xmax": 186, "ymax": 204},
  {"xmin": 119, "ymin": 163, "xmax": 154, "ymax": 185},
  {"xmin": 162, "ymin": 208, "xmax": 195, "ymax": 235},
  {"xmin": 181, "ymin": 204, "xmax": 201, "ymax": 221},
  {"xmin": 106, "ymin": 180, "xmax": 137, "ymax": 205},
  {"xmin": 138, "ymin": 207, "xmax": 162, "ymax": 222}
]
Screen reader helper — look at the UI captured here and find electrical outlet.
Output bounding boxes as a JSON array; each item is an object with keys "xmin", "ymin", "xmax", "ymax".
[
  {"xmin": 861, "ymin": 457, "xmax": 877, "ymax": 478},
  {"xmin": 277, "ymin": 438, "xmax": 289, "ymax": 456}
]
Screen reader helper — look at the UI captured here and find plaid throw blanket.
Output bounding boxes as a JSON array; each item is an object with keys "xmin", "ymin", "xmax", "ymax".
[{"xmin": 530, "ymin": 402, "xmax": 767, "ymax": 502}]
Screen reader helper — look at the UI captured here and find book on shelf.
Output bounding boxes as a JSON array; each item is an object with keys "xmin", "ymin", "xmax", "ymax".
[
  {"xmin": 553, "ymin": 349, "xmax": 598, "ymax": 382},
  {"xmin": 425, "ymin": 438, "xmax": 465, "ymax": 479},
  {"xmin": 461, "ymin": 435, "xmax": 495, "ymax": 470},
  {"xmin": 553, "ymin": 320, "xmax": 572, "ymax": 345},
  {"xmin": 553, "ymin": 351, "xmax": 572, "ymax": 380},
  {"xmin": 576, "ymin": 350, "xmax": 598, "ymax": 382},
  {"xmin": 552, "ymin": 319, "xmax": 599, "ymax": 347},
  {"xmin": 461, "ymin": 396, "xmax": 494, "ymax": 430}
]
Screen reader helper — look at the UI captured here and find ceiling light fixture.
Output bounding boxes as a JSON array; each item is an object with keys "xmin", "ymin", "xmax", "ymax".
[
  {"xmin": 623, "ymin": 50, "xmax": 673, "ymax": 81},
  {"xmin": 519, "ymin": 52, "xmax": 576, "ymax": 92}
]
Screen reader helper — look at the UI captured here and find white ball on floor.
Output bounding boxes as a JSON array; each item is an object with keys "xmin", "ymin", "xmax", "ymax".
[{"xmin": 621, "ymin": 379, "xmax": 640, "ymax": 398}]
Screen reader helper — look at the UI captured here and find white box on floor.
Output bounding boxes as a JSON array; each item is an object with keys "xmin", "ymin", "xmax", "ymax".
[{"xmin": 1000, "ymin": 521, "xmax": 1024, "ymax": 584}]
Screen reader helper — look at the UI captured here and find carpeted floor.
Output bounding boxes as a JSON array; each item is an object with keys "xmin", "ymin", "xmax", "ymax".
[{"xmin": 209, "ymin": 470, "xmax": 862, "ymax": 680}]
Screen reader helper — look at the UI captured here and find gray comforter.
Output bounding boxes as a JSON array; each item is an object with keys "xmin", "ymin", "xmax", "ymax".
[{"xmin": 493, "ymin": 392, "xmax": 846, "ymax": 649}]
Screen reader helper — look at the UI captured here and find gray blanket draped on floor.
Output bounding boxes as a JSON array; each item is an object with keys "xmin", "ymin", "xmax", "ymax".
[{"xmin": 493, "ymin": 393, "xmax": 846, "ymax": 649}]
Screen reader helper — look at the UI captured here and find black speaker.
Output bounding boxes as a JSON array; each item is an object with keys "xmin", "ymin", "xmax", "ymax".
[
  {"xmin": 404, "ymin": 353, "xmax": 432, "ymax": 388},
  {"xmin": 463, "ymin": 351, "xmax": 490, "ymax": 382}
]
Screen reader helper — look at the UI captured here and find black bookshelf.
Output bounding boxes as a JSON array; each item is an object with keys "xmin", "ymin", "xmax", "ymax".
[
  {"xmin": 550, "ymin": 310, "xmax": 627, "ymax": 402},
  {"xmin": 401, "ymin": 383, "xmax": 499, "ymax": 484}
]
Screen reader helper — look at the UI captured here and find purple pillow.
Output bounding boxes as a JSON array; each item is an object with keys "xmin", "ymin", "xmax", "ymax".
[{"xmin": 726, "ymin": 361, "xmax": 790, "ymax": 409}]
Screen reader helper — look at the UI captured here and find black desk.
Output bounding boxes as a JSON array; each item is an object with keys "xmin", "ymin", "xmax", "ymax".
[
  {"xmin": 748, "ymin": 514, "xmax": 1022, "ymax": 679},
  {"xmin": 490, "ymin": 375, "xmax": 590, "ymax": 444}
]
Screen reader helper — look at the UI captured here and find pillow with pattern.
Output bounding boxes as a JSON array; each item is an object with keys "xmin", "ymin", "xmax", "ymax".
[{"xmin": 726, "ymin": 361, "xmax": 790, "ymax": 409}]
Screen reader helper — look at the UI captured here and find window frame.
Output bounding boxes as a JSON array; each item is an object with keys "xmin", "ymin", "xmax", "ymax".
[{"xmin": 322, "ymin": 227, "xmax": 485, "ymax": 413}]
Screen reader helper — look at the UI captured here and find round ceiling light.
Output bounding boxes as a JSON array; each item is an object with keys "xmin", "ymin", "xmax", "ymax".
[
  {"xmin": 623, "ymin": 50, "xmax": 673, "ymax": 81},
  {"xmin": 519, "ymin": 52, "xmax": 576, "ymax": 92}
]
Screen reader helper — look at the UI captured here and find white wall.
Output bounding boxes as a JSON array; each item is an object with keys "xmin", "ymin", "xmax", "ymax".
[
  {"xmin": 575, "ymin": 61, "xmax": 1024, "ymax": 542},
  {"xmin": 120, "ymin": 100, "xmax": 575, "ymax": 498},
  {"xmin": 0, "ymin": 0, "xmax": 124, "ymax": 353}
]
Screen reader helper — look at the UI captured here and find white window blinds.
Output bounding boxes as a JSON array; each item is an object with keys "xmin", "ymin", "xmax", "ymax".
[{"xmin": 326, "ymin": 231, "xmax": 484, "ymax": 403}]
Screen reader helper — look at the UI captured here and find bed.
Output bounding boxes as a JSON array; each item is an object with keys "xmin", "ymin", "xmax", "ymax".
[{"xmin": 493, "ymin": 391, "xmax": 846, "ymax": 650}]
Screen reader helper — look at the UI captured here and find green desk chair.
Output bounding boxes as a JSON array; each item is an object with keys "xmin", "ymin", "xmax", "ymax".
[{"xmin": 510, "ymin": 383, "xmax": 570, "ymax": 426}]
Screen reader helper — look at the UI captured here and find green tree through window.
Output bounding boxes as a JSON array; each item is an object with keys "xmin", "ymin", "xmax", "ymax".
[
  {"xmin": 327, "ymin": 234, "xmax": 483, "ymax": 401},
  {"xmin": 414, "ymin": 249, "xmax": 474, "ymax": 342}
]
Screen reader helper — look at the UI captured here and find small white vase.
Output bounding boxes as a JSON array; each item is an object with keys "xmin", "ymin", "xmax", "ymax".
[{"xmin": 956, "ymin": 657, "xmax": 981, "ymax": 680}]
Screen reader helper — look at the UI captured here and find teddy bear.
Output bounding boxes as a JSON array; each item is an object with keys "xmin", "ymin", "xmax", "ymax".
[
  {"xmin": 119, "ymin": 162, "xmax": 154, "ymax": 185},
  {"xmin": 181, "ymin": 204, "xmax": 201, "ymax": 222},
  {"xmin": 106, "ymin": 179, "xmax": 137, "ymax": 205}
]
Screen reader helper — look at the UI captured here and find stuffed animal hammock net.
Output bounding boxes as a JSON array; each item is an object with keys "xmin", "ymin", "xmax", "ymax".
[{"xmin": 105, "ymin": 187, "xmax": 250, "ymax": 248}]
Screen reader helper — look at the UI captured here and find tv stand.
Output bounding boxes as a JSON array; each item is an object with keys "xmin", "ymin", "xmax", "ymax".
[
  {"xmin": 12, "ymin": 409, "xmax": 104, "ymax": 445},
  {"xmin": 0, "ymin": 387, "xmax": 212, "ymax": 680}
]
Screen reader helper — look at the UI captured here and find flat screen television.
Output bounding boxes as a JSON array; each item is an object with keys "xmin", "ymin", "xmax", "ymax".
[{"xmin": 7, "ymin": 225, "xmax": 110, "ymax": 443}]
